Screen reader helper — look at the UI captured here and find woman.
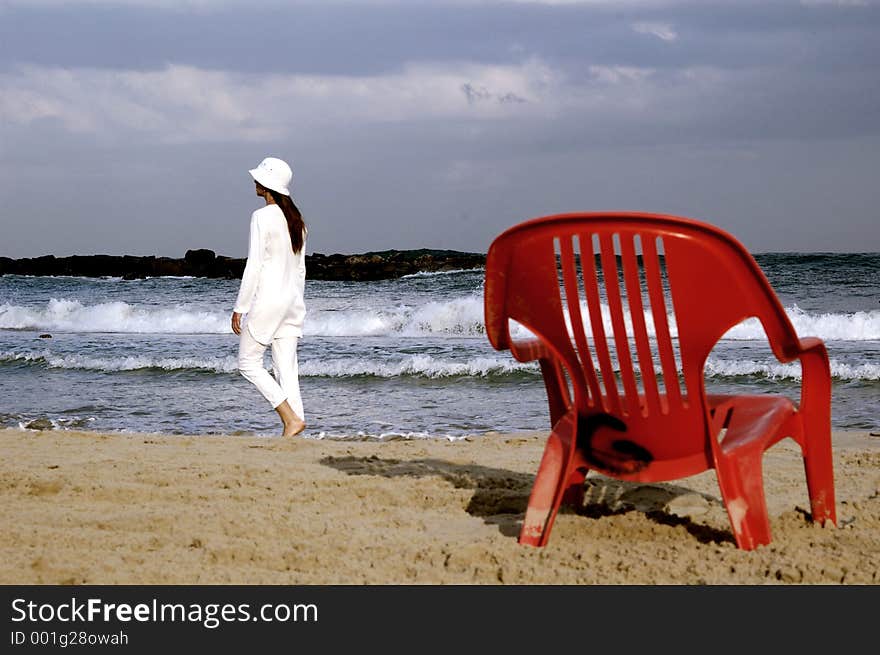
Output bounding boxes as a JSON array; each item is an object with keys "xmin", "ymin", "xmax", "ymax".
[{"xmin": 231, "ymin": 156, "xmax": 307, "ymax": 437}]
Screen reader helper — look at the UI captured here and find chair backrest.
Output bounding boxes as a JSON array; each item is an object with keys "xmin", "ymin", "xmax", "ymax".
[{"xmin": 485, "ymin": 212, "xmax": 800, "ymax": 467}]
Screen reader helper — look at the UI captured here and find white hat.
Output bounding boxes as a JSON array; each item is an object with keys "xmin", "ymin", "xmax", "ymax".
[{"xmin": 249, "ymin": 156, "xmax": 292, "ymax": 196}]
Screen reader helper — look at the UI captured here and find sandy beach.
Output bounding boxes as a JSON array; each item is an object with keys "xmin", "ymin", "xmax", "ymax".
[{"xmin": 1, "ymin": 427, "xmax": 878, "ymax": 585}]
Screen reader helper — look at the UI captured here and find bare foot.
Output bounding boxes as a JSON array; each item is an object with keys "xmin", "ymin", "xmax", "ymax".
[
  {"xmin": 274, "ymin": 400, "xmax": 306, "ymax": 437},
  {"xmin": 282, "ymin": 419, "xmax": 306, "ymax": 438}
]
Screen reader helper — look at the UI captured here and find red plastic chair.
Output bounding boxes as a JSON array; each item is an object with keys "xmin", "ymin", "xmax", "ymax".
[{"xmin": 484, "ymin": 212, "xmax": 835, "ymax": 550}]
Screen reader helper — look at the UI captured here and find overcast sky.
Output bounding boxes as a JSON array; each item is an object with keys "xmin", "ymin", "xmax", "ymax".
[{"xmin": 1, "ymin": 0, "xmax": 878, "ymax": 257}]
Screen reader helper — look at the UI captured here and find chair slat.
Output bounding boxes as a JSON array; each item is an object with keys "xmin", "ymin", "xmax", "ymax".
[
  {"xmin": 559, "ymin": 236, "xmax": 602, "ymax": 407},
  {"xmin": 599, "ymin": 233, "xmax": 640, "ymax": 416},
  {"xmin": 581, "ymin": 233, "xmax": 621, "ymax": 413},
  {"xmin": 642, "ymin": 237, "xmax": 682, "ymax": 410},
  {"xmin": 620, "ymin": 234, "xmax": 661, "ymax": 417}
]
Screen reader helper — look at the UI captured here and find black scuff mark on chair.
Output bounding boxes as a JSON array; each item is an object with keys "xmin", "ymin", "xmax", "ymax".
[{"xmin": 576, "ymin": 413, "xmax": 653, "ymax": 475}]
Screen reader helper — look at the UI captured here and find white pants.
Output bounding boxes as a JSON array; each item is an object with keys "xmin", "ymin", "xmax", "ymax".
[{"xmin": 238, "ymin": 327, "xmax": 304, "ymax": 420}]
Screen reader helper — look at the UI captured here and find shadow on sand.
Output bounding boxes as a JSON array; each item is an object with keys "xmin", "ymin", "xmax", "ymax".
[{"xmin": 320, "ymin": 454, "xmax": 735, "ymax": 545}]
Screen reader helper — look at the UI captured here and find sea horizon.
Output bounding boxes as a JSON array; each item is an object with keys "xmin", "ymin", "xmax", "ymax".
[{"xmin": 3, "ymin": 248, "xmax": 879, "ymax": 258}]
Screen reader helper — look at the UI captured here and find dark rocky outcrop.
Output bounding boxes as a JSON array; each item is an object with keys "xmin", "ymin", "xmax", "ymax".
[
  {"xmin": 306, "ymin": 249, "xmax": 486, "ymax": 281},
  {"xmin": 0, "ymin": 248, "xmax": 486, "ymax": 281}
]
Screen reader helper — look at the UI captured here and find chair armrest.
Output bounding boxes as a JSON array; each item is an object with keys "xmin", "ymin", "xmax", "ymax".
[
  {"xmin": 762, "ymin": 334, "xmax": 830, "ymax": 421},
  {"xmin": 793, "ymin": 337, "xmax": 831, "ymax": 420},
  {"xmin": 766, "ymin": 335, "xmax": 831, "ymax": 430},
  {"xmin": 773, "ymin": 335, "xmax": 825, "ymax": 363},
  {"xmin": 510, "ymin": 337, "xmax": 573, "ymax": 426},
  {"xmin": 509, "ymin": 337, "xmax": 555, "ymax": 364},
  {"xmin": 796, "ymin": 337, "xmax": 826, "ymax": 357}
]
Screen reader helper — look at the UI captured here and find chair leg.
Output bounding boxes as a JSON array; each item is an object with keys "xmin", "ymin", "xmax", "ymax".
[
  {"xmin": 539, "ymin": 358, "xmax": 569, "ymax": 427},
  {"xmin": 797, "ymin": 339, "xmax": 836, "ymax": 526},
  {"xmin": 802, "ymin": 426, "xmax": 837, "ymax": 526},
  {"xmin": 519, "ymin": 426, "xmax": 571, "ymax": 547},
  {"xmin": 561, "ymin": 467, "xmax": 587, "ymax": 508},
  {"xmin": 715, "ymin": 448, "xmax": 772, "ymax": 550}
]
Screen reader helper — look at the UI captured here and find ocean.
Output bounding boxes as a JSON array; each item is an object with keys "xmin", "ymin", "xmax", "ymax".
[{"xmin": 0, "ymin": 253, "xmax": 877, "ymax": 438}]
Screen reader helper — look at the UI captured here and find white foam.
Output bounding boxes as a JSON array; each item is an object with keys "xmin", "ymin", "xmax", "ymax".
[
  {"xmin": 0, "ymin": 298, "xmax": 229, "ymax": 334},
  {"xmin": 721, "ymin": 306, "xmax": 880, "ymax": 342},
  {"xmin": 18, "ymin": 416, "xmax": 97, "ymax": 431},
  {"xmin": 705, "ymin": 358, "xmax": 879, "ymax": 381},
  {"xmin": 3, "ymin": 274, "xmax": 195, "ymax": 281},
  {"xmin": 301, "ymin": 296, "xmax": 488, "ymax": 337},
  {"xmin": 399, "ymin": 297, "xmax": 486, "ymax": 336},
  {"xmin": 0, "ymin": 350, "xmax": 238, "ymax": 373},
  {"xmin": 0, "ymin": 350, "xmax": 537, "ymax": 377},
  {"xmin": 2, "ymin": 297, "xmax": 877, "ymax": 342},
  {"xmin": 4, "ymin": 346, "xmax": 876, "ymax": 381},
  {"xmin": 298, "ymin": 355, "xmax": 535, "ymax": 378},
  {"xmin": 304, "ymin": 308, "xmax": 408, "ymax": 337},
  {"xmin": 311, "ymin": 431, "xmax": 467, "ymax": 442},
  {"xmin": 400, "ymin": 268, "xmax": 484, "ymax": 279}
]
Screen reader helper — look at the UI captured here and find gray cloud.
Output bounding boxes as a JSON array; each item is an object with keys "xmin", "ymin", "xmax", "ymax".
[{"xmin": 1, "ymin": 0, "xmax": 878, "ymax": 257}]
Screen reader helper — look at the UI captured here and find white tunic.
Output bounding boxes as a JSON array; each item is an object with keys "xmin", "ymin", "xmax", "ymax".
[{"xmin": 233, "ymin": 204, "xmax": 306, "ymax": 345}]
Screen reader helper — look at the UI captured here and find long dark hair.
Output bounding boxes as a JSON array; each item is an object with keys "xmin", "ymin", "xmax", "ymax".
[{"xmin": 267, "ymin": 187, "xmax": 306, "ymax": 254}]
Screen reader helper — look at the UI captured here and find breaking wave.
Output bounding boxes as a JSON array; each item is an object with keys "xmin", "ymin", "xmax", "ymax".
[
  {"xmin": 0, "ymin": 350, "xmax": 537, "ymax": 378},
  {"xmin": 1, "ymin": 297, "xmax": 877, "ymax": 342},
  {"xmin": 2, "ymin": 349, "xmax": 876, "ymax": 381}
]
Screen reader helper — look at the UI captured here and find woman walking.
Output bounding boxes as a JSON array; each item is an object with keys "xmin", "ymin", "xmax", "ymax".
[{"xmin": 232, "ymin": 156, "xmax": 307, "ymax": 437}]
